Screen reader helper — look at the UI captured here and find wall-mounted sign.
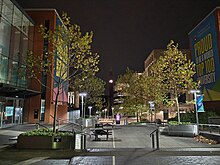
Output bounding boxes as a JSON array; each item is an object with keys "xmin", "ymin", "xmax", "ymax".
[
  {"xmin": 5, "ymin": 106, "xmax": 14, "ymax": 117},
  {"xmin": 189, "ymin": 11, "xmax": 220, "ymax": 101}
]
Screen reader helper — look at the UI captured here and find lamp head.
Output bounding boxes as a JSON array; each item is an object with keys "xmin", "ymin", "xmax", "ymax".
[
  {"xmin": 79, "ymin": 92, "xmax": 87, "ymax": 96},
  {"xmin": 190, "ymin": 89, "xmax": 200, "ymax": 94}
]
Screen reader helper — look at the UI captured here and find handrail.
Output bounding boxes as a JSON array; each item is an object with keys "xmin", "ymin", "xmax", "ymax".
[
  {"xmin": 150, "ymin": 128, "xmax": 158, "ymax": 136},
  {"xmin": 57, "ymin": 118, "xmax": 85, "ymax": 133},
  {"xmin": 149, "ymin": 128, "xmax": 159, "ymax": 150},
  {"xmin": 35, "ymin": 123, "xmax": 50, "ymax": 130},
  {"xmin": 199, "ymin": 124, "xmax": 220, "ymax": 127},
  {"xmin": 199, "ymin": 124, "xmax": 220, "ymax": 134}
]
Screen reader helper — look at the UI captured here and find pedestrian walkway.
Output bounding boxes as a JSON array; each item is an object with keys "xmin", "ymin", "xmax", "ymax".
[
  {"xmin": 0, "ymin": 123, "xmax": 220, "ymax": 165},
  {"xmin": 86, "ymin": 125, "xmax": 220, "ymax": 149}
]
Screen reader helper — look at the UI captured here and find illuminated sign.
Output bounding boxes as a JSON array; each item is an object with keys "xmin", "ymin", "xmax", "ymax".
[
  {"xmin": 5, "ymin": 106, "xmax": 14, "ymax": 117},
  {"xmin": 189, "ymin": 12, "xmax": 220, "ymax": 101}
]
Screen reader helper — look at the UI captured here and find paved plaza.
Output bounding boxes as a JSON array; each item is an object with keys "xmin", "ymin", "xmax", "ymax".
[{"xmin": 0, "ymin": 124, "xmax": 220, "ymax": 165}]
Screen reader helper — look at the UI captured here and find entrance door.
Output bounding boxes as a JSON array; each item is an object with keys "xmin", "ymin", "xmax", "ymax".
[{"xmin": 14, "ymin": 99, "xmax": 23, "ymax": 124}]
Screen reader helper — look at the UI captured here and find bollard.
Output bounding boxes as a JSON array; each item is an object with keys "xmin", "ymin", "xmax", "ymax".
[
  {"xmin": 151, "ymin": 134, "xmax": 155, "ymax": 149},
  {"xmin": 71, "ymin": 132, "xmax": 76, "ymax": 149},
  {"xmin": 80, "ymin": 134, "xmax": 86, "ymax": 149},
  {"xmin": 156, "ymin": 129, "xmax": 159, "ymax": 149}
]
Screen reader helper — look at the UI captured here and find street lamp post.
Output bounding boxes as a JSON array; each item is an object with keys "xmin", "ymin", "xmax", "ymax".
[
  {"xmin": 79, "ymin": 92, "xmax": 87, "ymax": 118},
  {"xmin": 88, "ymin": 106, "xmax": 92, "ymax": 117},
  {"xmin": 112, "ymin": 107, "xmax": 114, "ymax": 118},
  {"xmin": 190, "ymin": 90, "xmax": 200, "ymax": 125},
  {"xmin": 190, "ymin": 89, "xmax": 200, "ymax": 135},
  {"xmin": 108, "ymin": 79, "xmax": 113, "ymax": 117},
  {"xmin": 104, "ymin": 108, "xmax": 107, "ymax": 119}
]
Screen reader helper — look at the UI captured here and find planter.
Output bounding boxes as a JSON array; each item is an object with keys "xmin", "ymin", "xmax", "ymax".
[
  {"xmin": 17, "ymin": 135, "xmax": 75, "ymax": 149},
  {"xmin": 168, "ymin": 124, "xmax": 198, "ymax": 137}
]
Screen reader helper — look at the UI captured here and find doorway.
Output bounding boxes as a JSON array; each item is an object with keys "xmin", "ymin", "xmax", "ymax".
[{"xmin": 0, "ymin": 97, "xmax": 24, "ymax": 128}]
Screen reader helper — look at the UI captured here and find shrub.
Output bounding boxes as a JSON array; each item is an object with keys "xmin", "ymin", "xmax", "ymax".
[
  {"xmin": 168, "ymin": 111, "xmax": 217, "ymax": 124},
  {"xmin": 168, "ymin": 121, "xmax": 191, "ymax": 125},
  {"xmin": 22, "ymin": 128, "xmax": 74, "ymax": 136}
]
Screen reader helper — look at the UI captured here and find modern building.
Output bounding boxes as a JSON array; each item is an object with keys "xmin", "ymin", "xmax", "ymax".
[
  {"xmin": 0, "ymin": 0, "xmax": 69, "ymax": 128},
  {"xmin": 0, "ymin": 0, "xmax": 37, "ymax": 128},
  {"xmin": 189, "ymin": 7, "xmax": 220, "ymax": 114}
]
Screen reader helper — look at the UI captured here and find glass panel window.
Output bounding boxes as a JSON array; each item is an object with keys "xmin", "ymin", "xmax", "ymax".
[
  {"xmin": 12, "ymin": 6, "xmax": 22, "ymax": 29},
  {"xmin": 11, "ymin": 60, "xmax": 18, "ymax": 85},
  {"xmin": 27, "ymin": 22, "xmax": 34, "ymax": 52},
  {"xmin": 28, "ymin": 22, "xmax": 34, "ymax": 40},
  {"xmin": 2, "ymin": 0, "xmax": 13, "ymax": 23},
  {"xmin": 0, "ymin": 0, "xmax": 3, "ymax": 14},
  {"xmin": 0, "ymin": 54, "xmax": 8, "ymax": 83},
  {"xmin": 21, "ymin": 32, "xmax": 28, "ymax": 60},
  {"xmin": 17, "ymin": 64, "xmax": 26, "ymax": 87},
  {"xmin": 0, "ymin": 17, "xmax": 11, "ymax": 57},
  {"xmin": 0, "ymin": 17, "xmax": 10, "ymax": 84},
  {"xmin": 21, "ymin": 16, "xmax": 29, "ymax": 35},
  {"xmin": 10, "ymin": 27, "xmax": 20, "ymax": 61}
]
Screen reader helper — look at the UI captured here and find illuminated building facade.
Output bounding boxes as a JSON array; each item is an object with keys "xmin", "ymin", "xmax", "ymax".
[
  {"xmin": 0, "ymin": 0, "xmax": 68, "ymax": 128},
  {"xmin": 0, "ymin": 0, "xmax": 36, "ymax": 127}
]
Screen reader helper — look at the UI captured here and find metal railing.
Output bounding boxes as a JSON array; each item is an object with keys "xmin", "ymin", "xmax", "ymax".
[
  {"xmin": 58, "ymin": 118, "xmax": 83, "ymax": 132},
  {"xmin": 35, "ymin": 123, "xmax": 50, "ymax": 130},
  {"xmin": 150, "ymin": 128, "xmax": 159, "ymax": 149},
  {"xmin": 199, "ymin": 124, "xmax": 220, "ymax": 134}
]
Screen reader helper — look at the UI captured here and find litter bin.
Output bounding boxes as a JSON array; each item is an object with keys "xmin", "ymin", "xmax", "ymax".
[{"xmin": 75, "ymin": 133, "xmax": 86, "ymax": 150}]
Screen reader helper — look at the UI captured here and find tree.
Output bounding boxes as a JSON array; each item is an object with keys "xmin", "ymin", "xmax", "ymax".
[
  {"xmin": 141, "ymin": 72, "xmax": 167, "ymax": 121},
  {"xmin": 115, "ymin": 68, "xmax": 147, "ymax": 121},
  {"xmin": 153, "ymin": 40, "xmax": 198, "ymax": 122},
  {"xmin": 26, "ymin": 13, "xmax": 99, "ymax": 132},
  {"xmin": 73, "ymin": 72, "xmax": 106, "ymax": 112}
]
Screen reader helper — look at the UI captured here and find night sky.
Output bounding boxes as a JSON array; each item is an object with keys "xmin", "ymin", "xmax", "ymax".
[{"xmin": 16, "ymin": 0, "xmax": 220, "ymax": 82}]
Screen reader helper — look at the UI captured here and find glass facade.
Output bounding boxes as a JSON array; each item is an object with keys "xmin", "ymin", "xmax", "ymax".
[
  {"xmin": 0, "ymin": 0, "xmax": 34, "ymax": 87},
  {"xmin": 0, "ymin": 0, "xmax": 34, "ymax": 127}
]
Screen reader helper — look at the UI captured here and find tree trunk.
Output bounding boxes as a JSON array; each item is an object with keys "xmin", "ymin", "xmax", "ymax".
[
  {"xmin": 137, "ymin": 112, "xmax": 139, "ymax": 122},
  {"xmin": 154, "ymin": 110, "xmax": 157, "ymax": 121},
  {"xmin": 53, "ymin": 89, "xmax": 60, "ymax": 133},
  {"xmin": 175, "ymin": 96, "xmax": 180, "ymax": 123}
]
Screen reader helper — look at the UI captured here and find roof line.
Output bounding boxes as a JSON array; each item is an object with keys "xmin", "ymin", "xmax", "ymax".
[
  {"xmin": 25, "ymin": 8, "xmax": 59, "ymax": 16},
  {"xmin": 24, "ymin": 8, "xmax": 64, "ymax": 25}
]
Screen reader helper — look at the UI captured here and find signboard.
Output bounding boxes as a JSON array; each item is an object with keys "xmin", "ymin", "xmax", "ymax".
[
  {"xmin": 189, "ymin": 11, "xmax": 220, "ymax": 101},
  {"xmin": 54, "ymin": 136, "xmax": 62, "ymax": 142},
  {"xmin": 149, "ymin": 101, "xmax": 155, "ymax": 109},
  {"xmin": 196, "ymin": 95, "xmax": 205, "ymax": 112},
  {"xmin": 5, "ymin": 106, "xmax": 14, "ymax": 117}
]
